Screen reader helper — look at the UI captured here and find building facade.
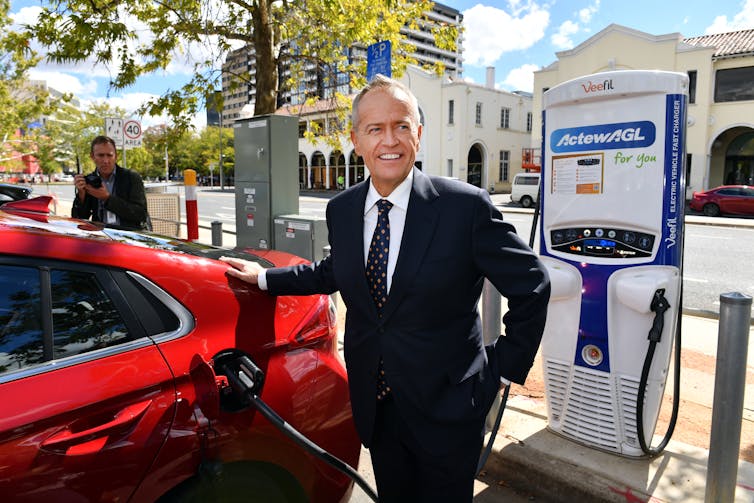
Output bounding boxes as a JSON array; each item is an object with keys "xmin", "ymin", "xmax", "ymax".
[
  {"xmin": 285, "ymin": 66, "xmax": 533, "ymax": 193},
  {"xmin": 532, "ymin": 24, "xmax": 754, "ymax": 197}
]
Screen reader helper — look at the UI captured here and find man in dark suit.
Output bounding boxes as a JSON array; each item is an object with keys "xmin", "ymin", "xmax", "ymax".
[
  {"xmin": 72, "ymin": 135, "xmax": 150, "ymax": 230},
  {"xmin": 221, "ymin": 75, "xmax": 550, "ymax": 502}
]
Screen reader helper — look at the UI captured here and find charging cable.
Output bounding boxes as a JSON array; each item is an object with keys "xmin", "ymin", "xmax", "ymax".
[
  {"xmin": 213, "ymin": 350, "xmax": 379, "ymax": 502},
  {"xmin": 635, "ymin": 288, "xmax": 682, "ymax": 457}
]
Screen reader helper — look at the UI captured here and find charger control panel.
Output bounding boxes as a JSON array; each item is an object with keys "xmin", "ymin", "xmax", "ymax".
[{"xmin": 550, "ymin": 227, "xmax": 655, "ymax": 259}]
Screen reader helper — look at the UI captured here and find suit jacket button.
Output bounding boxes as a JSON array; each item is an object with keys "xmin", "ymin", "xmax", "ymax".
[{"xmin": 378, "ymin": 327, "xmax": 385, "ymax": 334}]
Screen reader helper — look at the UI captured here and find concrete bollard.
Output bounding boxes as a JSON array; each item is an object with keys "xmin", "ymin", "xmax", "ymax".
[
  {"xmin": 184, "ymin": 169, "xmax": 199, "ymax": 241},
  {"xmin": 211, "ymin": 221, "xmax": 223, "ymax": 247},
  {"xmin": 705, "ymin": 292, "xmax": 753, "ymax": 503}
]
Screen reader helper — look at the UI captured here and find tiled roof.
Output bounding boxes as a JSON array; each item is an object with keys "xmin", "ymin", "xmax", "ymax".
[{"xmin": 683, "ymin": 29, "xmax": 754, "ymax": 58}]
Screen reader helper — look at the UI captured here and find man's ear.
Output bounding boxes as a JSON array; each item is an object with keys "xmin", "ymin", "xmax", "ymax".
[{"xmin": 350, "ymin": 130, "xmax": 361, "ymax": 155}]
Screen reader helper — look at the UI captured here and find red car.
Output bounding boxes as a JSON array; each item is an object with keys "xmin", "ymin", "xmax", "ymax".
[
  {"xmin": 689, "ymin": 185, "xmax": 754, "ymax": 217},
  {"xmin": 0, "ymin": 197, "xmax": 360, "ymax": 502}
]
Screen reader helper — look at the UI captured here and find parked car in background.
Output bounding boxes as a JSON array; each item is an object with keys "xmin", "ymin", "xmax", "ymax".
[
  {"xmin": 510, "ymin": 172, "xmax": 541, "ymax": 208},
  {"xmin": 689, "ymin": 185, "xmax": 754, "ymax": 217},
  {"xmin": 0, "ymin": 197, "xmax": 360, "ymax": 502},
  {"xmin": 0, "ymin": 183, "xmax": 32, "ymax": 204}
]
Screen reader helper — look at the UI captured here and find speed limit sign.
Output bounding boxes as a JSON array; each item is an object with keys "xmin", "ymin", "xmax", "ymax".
[{"xmin": 123, "ymin": 119, "xmax": 143, "ymax": 148}]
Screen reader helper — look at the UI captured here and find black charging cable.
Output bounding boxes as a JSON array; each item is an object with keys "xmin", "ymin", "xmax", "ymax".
[
  {"xmin": 635, "ymin": 288, "xmax": 682, "ymax": 457},
  {"xmin": 213, "ymin": 350, "xmax": 379, "ymax": 502}
]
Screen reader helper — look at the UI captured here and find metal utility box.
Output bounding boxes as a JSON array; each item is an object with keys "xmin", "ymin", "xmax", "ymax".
[
  {"xmin": 273, "ymin": 215, "xmax": 329, "ymax": 262},
  {"xmin": 234, "ymin": 115, "xmax": 299, "ymax": 250}
]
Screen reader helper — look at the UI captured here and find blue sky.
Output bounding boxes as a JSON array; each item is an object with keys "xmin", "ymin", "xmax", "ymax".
[{"xmin": 10, "ymin": 0, "xmax": 754, "ymax": 129}]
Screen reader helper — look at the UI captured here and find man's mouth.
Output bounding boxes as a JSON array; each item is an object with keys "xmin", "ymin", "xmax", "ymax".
[{"xmin": 379, "ymin": 153, "xmax": 400, "ymax": 160}]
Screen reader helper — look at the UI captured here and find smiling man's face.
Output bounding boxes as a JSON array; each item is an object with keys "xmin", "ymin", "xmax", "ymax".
[{"xmin": 350, "ymin": 88, "xmax": 422, "ymax": 196}]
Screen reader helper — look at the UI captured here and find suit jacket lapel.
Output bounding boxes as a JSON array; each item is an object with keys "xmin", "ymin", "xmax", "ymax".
[
  {"xmin": 338, "ymin": 182, "xmax": 375, "ymax": 312},
  {"xmin": 381, "ymin": 168, "xmax": 440, "ymax": 320}
]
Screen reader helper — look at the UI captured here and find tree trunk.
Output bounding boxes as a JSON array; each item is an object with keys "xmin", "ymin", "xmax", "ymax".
[{"xmin": 252, "ymin": 0, "xmax": 278, "ymax": 116}]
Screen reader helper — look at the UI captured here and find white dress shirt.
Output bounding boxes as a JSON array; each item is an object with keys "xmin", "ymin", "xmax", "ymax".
[{"xmin": 362, "ymin": 170, "xmax": 413, "ymax": 293}]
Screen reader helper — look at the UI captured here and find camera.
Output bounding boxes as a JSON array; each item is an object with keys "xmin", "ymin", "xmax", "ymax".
[{"xmin": 84, "ymin": 174, "xmax": 102, "ymax": 188}]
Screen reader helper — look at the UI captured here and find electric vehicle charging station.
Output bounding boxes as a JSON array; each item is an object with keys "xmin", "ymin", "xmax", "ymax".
[{"xmin": 539, "ymin": 70, "xmax": 687, "ymax": 457}]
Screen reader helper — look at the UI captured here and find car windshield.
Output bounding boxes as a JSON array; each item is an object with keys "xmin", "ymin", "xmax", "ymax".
[{"xmin": 100, "ymin": 227, "xmax": 274, "ymax": 266}]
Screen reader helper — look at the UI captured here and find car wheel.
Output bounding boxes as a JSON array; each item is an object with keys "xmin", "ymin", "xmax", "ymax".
[
  {"xmin": 703, "ymin": 203, "xmax": 720, "ymax": 217},
  {"xmin": 521, "ymin": 196, "xmax": 533, "ymax": 208},
  {"xmin": 158, "ymin": 462, "xmax": 307, "ymax": 503}
]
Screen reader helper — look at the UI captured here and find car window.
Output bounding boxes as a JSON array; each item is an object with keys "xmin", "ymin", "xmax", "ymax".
[
  {"xmin": 718, "ymin": 188, "xmax": 739, "ymax": 196},
  {"xmin": 0, "ymin": 265, "xmax": 44, "ymax": 373},
  {"xmin": 515, "ymin": 175, "xmax": 540, "ymax": 186},
  {"xmin": 0, "ymin": 264, "xmax": 132, "ymax": 376},
  {"xmin": 50, "ymin": 269, "xmax": 129, "ymax": 359}
]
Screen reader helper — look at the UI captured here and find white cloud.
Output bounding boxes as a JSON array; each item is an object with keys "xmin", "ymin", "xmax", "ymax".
[
  {"xmin": 578, "ymin": 0, "xmax": 600, "ymax": 24},
  {"xmin": 501, "ymin": 63, "xmax": 540, "ymax": 92},
  {"xmin": 191, "ymin": 111, "xmax": 208, "ymax": 130},
  {"xmin": 462, "ymin": 3, "xmax": 550, "ymax": 67},
  {"xmin": 28, "ymin": 70, "xmax": 98, "ymax": 97},
  {"xmin": 551, "ymin": 20, "xmax": 580, "ymax": 50},
  {"xmin": 13, "ymin": 3, "xmax": 221, "ymax": 81},
  {"xmin": 705, "ymin": 0, "xmax": 754, "ymax": 34},
  {"xmin": 10, "ymin": 5, "xmax": 43, "ymax": 26}
]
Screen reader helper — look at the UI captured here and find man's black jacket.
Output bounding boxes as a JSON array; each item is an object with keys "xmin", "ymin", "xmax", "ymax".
[{"xmin": 71, "ymin": 166, "xmax": 149, "ymax": 230}]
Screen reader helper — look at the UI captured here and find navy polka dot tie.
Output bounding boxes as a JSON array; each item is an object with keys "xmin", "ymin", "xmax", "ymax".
[{"xmin": 367, "ymin": 199, "xmax": 392, "ymax": 400}]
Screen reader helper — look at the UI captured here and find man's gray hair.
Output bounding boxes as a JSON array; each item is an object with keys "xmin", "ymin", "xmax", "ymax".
[{"xmin": 351, "ymin": 74, "xmax": 421, "ymax": 131}]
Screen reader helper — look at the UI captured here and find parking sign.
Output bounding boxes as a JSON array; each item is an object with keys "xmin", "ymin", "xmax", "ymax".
[
  {"xmin": 367, "ymin": 40, "xmax": 391, "ymax": 81},
  {"xmin": 105, "ymin": 117, "xmax": 124, "ymax": 147}
]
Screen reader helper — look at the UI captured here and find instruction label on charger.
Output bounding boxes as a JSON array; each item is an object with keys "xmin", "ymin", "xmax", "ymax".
[{"xmin": 551, "ymin": 153, "xmax": 604, "ymax": 194}]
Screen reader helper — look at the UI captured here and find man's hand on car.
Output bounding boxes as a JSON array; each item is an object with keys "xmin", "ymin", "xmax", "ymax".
[{"xmin": 220, "ymin": 256, "xmax": 264, "ymax": 284}]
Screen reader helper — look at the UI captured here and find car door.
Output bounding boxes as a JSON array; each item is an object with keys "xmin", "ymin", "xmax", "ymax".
[
  {"xmin": 716, "ymin": 187, "xmax": 743, "ymax": 214},
  {"xmin": 728, "ymin": 186, "xmax": 754, "ymax": 215},
  {"xmin": 0, "ymin": 259, "xmax": 177, "ymax": 502}
]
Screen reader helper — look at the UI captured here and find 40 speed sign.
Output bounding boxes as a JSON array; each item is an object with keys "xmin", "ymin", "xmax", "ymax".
[{"xmin": 123, "ymin": 120, "xmax": 143, "ymax": 148}]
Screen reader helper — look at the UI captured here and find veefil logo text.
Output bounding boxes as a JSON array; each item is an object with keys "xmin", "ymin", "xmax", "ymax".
[{"xmin": 550, "ymin": 121, "xmax": 656, "ymax": 153}]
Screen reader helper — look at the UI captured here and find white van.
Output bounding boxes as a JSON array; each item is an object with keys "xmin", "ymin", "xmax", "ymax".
[{"xmin": 510, "ymin": 172, "xmax": 541, "ymax": 208}]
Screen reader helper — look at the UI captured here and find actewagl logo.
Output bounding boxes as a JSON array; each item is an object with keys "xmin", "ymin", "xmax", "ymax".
[{"xmin": 550, "ymin": 121, "xmax": 656, "ymax": 153}]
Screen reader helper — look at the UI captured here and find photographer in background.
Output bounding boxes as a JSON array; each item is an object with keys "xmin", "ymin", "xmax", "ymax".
[{"xmin": 72, "ymin": 135, "xmax": 150, "ymax": 231}]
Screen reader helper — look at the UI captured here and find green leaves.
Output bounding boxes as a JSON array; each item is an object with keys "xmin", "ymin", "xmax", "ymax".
[{"xmin": 24, "ymin": 0, "xmax": 458, "ymax": 142}]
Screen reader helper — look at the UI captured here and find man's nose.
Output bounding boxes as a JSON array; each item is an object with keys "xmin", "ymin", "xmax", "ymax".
[{"xmin": 382, "ymin": 128, "xmax": 399, "ymax": 145}]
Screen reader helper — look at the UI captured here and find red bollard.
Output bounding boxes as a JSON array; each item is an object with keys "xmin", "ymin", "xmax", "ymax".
[{"xmin": 185, "ymin": 169, "xmax": 199, "ymax": 241}]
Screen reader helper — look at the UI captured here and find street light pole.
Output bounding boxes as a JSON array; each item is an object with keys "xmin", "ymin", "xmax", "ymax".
[{"xmin": 219, "ymin": 112, "xmax": 224, "ymax": 190}]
